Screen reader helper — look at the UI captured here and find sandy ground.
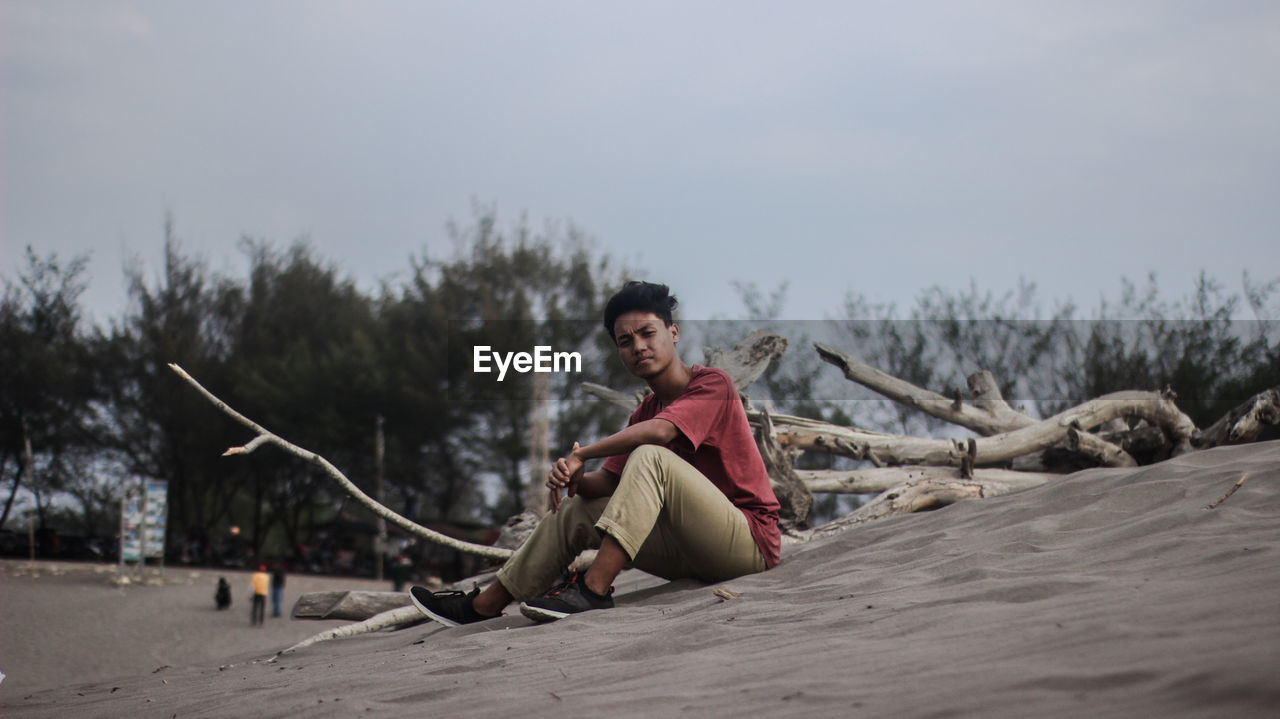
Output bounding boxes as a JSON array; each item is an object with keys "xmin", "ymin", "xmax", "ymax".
[
  {"xmin": 0, "ymin": 561, "xmax": 391, "ymax": 698},
  {"xmin": 2, "ymin": 440, "xmax": 1278, "ymax": 718}
]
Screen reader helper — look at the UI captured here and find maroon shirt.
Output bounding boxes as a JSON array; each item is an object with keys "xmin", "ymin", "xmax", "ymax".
[{"xmin": 601, "ymin": 365, "xmax": 782, "ymax": 568}]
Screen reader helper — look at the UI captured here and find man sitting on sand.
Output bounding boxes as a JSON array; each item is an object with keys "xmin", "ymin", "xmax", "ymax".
[{"xmin": 411, "ymin": 281, "xmax": 781, "ymax": 624}]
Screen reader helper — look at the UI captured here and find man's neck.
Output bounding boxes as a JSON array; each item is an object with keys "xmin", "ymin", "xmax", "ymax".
[{"xmin": 647, "ymin": 360, "xmax": 693, "ymax": 406}]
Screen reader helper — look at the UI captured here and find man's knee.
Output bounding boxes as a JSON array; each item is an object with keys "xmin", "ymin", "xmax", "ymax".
[
  {"xmin": 624, "ymin": 443, "xmax": 675, "ymax": 469},
  {"xmin": 542, "ymin": 495, "xmax": 607, "ymax": 535}
]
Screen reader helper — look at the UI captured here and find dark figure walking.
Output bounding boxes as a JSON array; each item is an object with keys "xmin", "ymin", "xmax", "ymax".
[
  {"xmin": 389, "ymin": 553, "xmax": 412, "ymax": 593},
  {"xmin": 215, "ymin": 577, "xmax": 232, "ymax": 610},
  {"xmin": 270, "ymin": 565, "xmax": 286, "ymax": 617}
]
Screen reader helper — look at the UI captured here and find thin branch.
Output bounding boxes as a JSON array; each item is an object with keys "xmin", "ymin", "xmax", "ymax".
[
  {"xmin": 274, "ymin": 605, "xmax": 427, "ymax": 658},
  {"xmin": 168, "ymin": 363, "xmax": 514, "ymax": 562},
  {"xmin": 1204, "ymin": 474, "xmax": 1250, "ymax": 510}
]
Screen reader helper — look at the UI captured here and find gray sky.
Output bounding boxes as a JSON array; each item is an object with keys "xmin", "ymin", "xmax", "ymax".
[{"xmin": 4, "ymin": 1, "xmax": 1278, "ymax": 325}]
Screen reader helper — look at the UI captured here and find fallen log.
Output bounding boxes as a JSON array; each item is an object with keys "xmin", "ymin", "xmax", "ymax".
[
  {"xmin": 1194, "ymin": 386, "xmax": 1280, "ymax": 448},
  {"xmin": 814, "ymin": 343, "xmax": 1136, "ymax": 465},
  {"xmin": 765, "ymin": 390, "xmax": 1195, "ymax": 467},
  {"xmin": 811, "ymin": 474, "xmax": 1051, "ymax": 538},
  {"xmin": 275, "ymin": 605, "xmax": 427, "ymax": 658},
  {"xmin": 1066, "ymin": 426, "xmax": 1138, "ymax": 467},
  {"xmin": 291, "ymin": 591, "xmax": 412, "ymax": 621},
  {"xmin": 798, "ymin": 466, "xmax": 1058, "ymax": 495}
]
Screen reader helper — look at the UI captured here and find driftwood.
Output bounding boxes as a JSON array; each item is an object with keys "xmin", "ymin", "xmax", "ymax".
[
  {"xmin": 798, "ymin": 466, "xmax": 1056, "ymax": 495},
  {"xmin": 1194, "ymin": 387, "xmax": 1280, "ymax": 448},
  {"xmin": 809, "ymin": 475, "xmax": 1047, "ymax": 538},
  {"xmin": 755, "ymin": 408, "xmax": 814, "ymax": 527},
  {"xmin": 1204, "ymin": 473, "xmax": 1250, "ymax": 510},
  {"xmin": 763, "ymin": 390, "xmax": 1196, "ymax": 467},
  {"xmin": 291, "ymin": 591, "xmax": 412, "ymax": 621},
  {"xmin": 788, "ymin": 346, "xmax": 1277, "ymax": 531},
  {"xmin": 275, "ymin": 605, "xmax": 427, "ymax": 658},
  {"xmin": 703, "ymin": 330, "xmax": 789, "ymax": 391},
  {"xmin": 814, "ymin": 343, "xmax": 1028, "ymax": 436},
  {"xmin": 814, "ymin": 343, "xmax": 1137, "ymax": 466},
  {"xmin": 168, "ymin": 364, "xmax": 514, "ymax": 562}
]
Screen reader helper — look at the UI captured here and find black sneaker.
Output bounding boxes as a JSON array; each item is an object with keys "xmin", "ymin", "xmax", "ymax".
[
  {"xmin": 519, "ymin": 572, "xmax": 614, "ymax": 622},
  {"xmin": 409, "ymin": 586, "xmax": 492, "ymax": 627}
]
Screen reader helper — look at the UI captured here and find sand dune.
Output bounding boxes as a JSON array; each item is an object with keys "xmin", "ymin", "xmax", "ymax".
[{"xmin": 3, "ymin": 440, "xmax": 1278, "ymax": 718}]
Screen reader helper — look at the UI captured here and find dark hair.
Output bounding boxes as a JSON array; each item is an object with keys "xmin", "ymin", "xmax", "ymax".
[{"xmin": 603, "ymin": 281, "xmax": 678, "ymax": 341}]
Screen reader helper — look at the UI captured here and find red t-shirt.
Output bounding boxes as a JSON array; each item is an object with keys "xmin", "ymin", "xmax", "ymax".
[{"xmin": 601, "ymin": 365, "xmax": 781, "ymax": 568}]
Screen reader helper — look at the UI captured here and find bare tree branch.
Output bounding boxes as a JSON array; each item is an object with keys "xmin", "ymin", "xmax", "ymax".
[{"xmin": 168, "ymin": 363, "xmax": 514, "ymax": 562}]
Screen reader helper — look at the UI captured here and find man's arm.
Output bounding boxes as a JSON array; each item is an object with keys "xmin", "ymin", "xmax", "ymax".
[
  {"xmin": 574, "ymin": 418, "xmax": 679, "ymax": 463},
  {"xmin": 547, "ymin": 418, "xmax": 679, "ymax": 511}
]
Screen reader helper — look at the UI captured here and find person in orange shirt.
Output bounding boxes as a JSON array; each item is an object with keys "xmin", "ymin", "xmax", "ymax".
[{"xmin": 250, "ymin": 565, "xmax": 270, "ymax": 626}]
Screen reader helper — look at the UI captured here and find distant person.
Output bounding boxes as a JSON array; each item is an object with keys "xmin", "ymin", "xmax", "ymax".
[
  {"xmin": 215, "ymin": 577, "xmax": 232, "ymax": 610},
  {"xmin": 389, "ymin": 553, "xmax": 412, "ymax": 592},
  {"xmin": 270, "ymin": 564, "xmax": 286, "ymax": 617},
  {"xmin": 250, "ymin": 565, "xmax": 270, "ymax": 626}
]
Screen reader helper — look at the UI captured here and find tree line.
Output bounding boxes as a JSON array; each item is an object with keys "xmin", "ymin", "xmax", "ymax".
[{"xmin": 1, "ymin": 209, "xmax": 634, "ymax": 567}]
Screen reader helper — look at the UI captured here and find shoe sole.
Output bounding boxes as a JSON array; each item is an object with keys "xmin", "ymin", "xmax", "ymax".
[
  {"xmin": 519, "ymin": 602, "xmax": 570, "ymax": 623},
  {"xmin": 409, "ymin": 587, "xmax": 462, "ymax": 628}
]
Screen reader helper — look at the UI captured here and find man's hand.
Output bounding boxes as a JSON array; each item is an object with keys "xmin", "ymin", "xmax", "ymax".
[{"xmin": 547, "ymin": 442, "xmax": 584, "ymax": 512}]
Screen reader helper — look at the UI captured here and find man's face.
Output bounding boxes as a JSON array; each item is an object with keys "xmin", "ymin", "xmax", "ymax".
[{"xmin": 612, "ymin": 310, "xmax": 679, "ymax": 379}]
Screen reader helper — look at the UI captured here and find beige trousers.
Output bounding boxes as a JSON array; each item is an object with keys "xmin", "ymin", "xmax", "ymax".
[{"xmin": 495, "ymin": 444, "xmax": 766, "ymax": 600}]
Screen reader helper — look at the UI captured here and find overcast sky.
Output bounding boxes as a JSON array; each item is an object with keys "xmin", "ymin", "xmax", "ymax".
[{"xmin": 4, "ymin": 1, "xmax": 1278, "ymax": 325}]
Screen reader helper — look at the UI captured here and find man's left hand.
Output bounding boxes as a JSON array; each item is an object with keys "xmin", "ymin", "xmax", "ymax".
[{"xmin": 547, "ymin": 442, "xmax": 585, "ymax": 512}]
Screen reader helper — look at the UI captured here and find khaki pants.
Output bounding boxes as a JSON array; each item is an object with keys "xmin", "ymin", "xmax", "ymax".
[{"xmin": 496, "ymin": 444, "xmax": 766, "ymax": 600}]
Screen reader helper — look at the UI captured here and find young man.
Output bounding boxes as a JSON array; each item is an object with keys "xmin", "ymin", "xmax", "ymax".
[{"xmin": 411, "ymin": 281, "xmax": 780, "ymax": 625}]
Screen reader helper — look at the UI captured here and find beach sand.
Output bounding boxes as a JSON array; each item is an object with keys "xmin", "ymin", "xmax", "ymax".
[{"xmin": 2, "ymin": 440, "xmax": 1277, "ymax": 718}]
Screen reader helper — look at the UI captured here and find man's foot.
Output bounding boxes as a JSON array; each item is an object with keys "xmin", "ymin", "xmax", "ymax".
[
  {"xmin": 409, "ymin": 586, "xmax": 494, "ymax": 627},
  {"xmin": 519, "ymin": 572, "xmax": 614, "ymax": 622}
]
